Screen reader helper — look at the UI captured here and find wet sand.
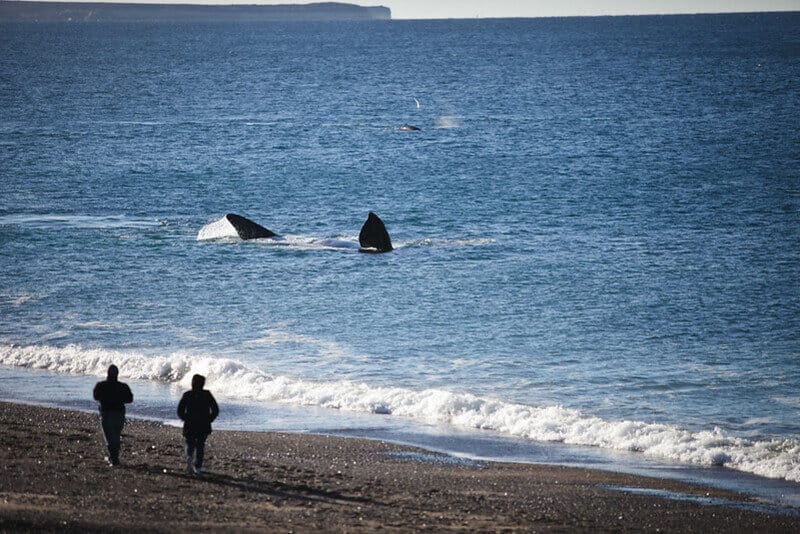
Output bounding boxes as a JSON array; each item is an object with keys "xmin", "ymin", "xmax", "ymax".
[{"xmin": 0, "ymin": 401, "xmax": 797, "ymax": 532}]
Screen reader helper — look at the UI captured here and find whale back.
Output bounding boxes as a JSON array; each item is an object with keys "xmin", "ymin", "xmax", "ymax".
[
  {"xmin": 225, "ymin": 213, "xmax": 277, "ymax": 240},
  {"xmin": 359, "ymin": 212, "xmax": 393, "ymax": 253}
]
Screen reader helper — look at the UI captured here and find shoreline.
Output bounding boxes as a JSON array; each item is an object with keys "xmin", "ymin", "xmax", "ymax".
[
  {"xmin": 6, "ymin": 385, "xmax": 800, "ymax": 507},
  {"xmin": 1, "ymin": 401, "xmax": 798, "ymax": 532},
  {"xmin": 3, "ymin": 360, "xmax": 798, "ymax": 495}
]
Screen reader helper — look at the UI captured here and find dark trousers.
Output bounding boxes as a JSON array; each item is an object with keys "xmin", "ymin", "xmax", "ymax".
[
  {"xmin": 100, "ymin": 411, "xmax": 125, "ymax": 464},
  {"xmin": 185, "ymin": 433, "xmax": 208, "ymax": 469}
]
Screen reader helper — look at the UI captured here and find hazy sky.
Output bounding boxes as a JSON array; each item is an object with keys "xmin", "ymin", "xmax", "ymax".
[
  {"xmin": 378, "ymin": 0, "xmax": 800, "ymax": 19},
  {"xmin": 42, "ymin": 1, "xmax": 800, "ymax": 19}
]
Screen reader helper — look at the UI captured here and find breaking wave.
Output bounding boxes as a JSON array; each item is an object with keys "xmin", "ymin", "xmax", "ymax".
[{"xmin": 1, "ymin": 343, "xmax": 798, "ymax": 482}]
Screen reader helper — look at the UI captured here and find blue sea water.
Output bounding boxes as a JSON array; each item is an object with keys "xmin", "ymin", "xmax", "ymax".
[{"xmin": 1, "ymin": 13, "xmax": 800, "ymax": 504}]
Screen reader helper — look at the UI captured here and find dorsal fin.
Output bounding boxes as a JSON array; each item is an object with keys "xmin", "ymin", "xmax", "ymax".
[{"xmin": 358, "ymin": 212, "xmax": 393, "ymax": 253}]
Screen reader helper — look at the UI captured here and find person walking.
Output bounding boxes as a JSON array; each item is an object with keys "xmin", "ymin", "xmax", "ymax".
[
  {"xmin": 93, "ymin": 364, "xmax": 133, "ymax": 466},
  {"xmin": 177, "ymin": 374, "xmax": 219, "ymax": 476}
]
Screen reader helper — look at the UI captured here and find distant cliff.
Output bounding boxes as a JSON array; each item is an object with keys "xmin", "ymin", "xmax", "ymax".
[{"xmin": 0, "ymin": 1, "xmax": 391, "ymax": 22}]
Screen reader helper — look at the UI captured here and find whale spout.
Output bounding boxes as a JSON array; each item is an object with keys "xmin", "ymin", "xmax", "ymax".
[
  {"xmin": 197, "ymin": 213, "xmax": 277, "ymax": 241},
  {"xmin": 359, "ymin": 212, "xmax": 393, "ymax": 253}
]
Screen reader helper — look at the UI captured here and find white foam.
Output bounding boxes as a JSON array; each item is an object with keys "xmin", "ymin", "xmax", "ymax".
[
  {"xmin": 402, "ymin": 237, "xmax": 496, "ymax": 248},
  {"xmin": 0, "ymin": 214, "xmax": 163, "ymax": 230},
  {"xmin": 74, "ymin": 321, "xmax": 125, "ymax": 330},
  {"xmin": 1, "ymin": 343, "xmax": 798, "ymax": 483},
  {"xmin": 1, "ymin": 294, "xmax": 37, "ymax": 306},
  {"xmin": 279, "ymin": 235, "xmax": 359, "ymax": 251}
]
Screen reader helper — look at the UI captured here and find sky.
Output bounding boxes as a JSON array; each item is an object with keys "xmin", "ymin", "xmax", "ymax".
[
  {"xmin": 379, "ymin": 0, "xmax": 800, "ymax": 19},
  {"xmin": 28, "ymin": 0, "xmax": 800, "ymax": 19}
]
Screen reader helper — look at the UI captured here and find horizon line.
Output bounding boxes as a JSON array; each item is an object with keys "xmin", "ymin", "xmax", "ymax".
[{"xmin": 2, "ymin": 1, "xmax": 799, "ymax": 21}]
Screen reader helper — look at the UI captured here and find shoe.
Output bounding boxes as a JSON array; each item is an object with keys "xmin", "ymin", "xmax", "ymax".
[
  {"xmin": 186, "ymin": 459, "xmax": 194, "ymax": 475},
  {"xmin": 193, "ymin": 466, "xmax": 202, "ymax": 476}
]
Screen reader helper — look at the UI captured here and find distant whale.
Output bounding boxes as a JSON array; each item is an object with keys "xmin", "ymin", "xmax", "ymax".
[
  {"xmin": 398, "ymin": 124, "xmax": 420, "ymax": 131},
  {"xmin": 359, "ymin": 212, "xmax": 393, "ymax": 253},
  {"xmin": 197, "ymin": 213, "xmax": 278, "ymax": 241}
]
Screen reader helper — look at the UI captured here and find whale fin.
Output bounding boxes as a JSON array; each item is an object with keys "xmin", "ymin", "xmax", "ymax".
[
  {"xmin": 197, "ymin": 213, "xmax": 278, "ymax": 241},
  {"xmin": 359, "ymin": 212, "xmax": 393, "ymax": 253},
  {"xmin": 225, "ymin": 214, "xmax": 277, "ymax": 240}
]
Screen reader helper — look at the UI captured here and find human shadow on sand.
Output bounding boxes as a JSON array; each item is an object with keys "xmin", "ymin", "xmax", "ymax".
[{"xmin": 126, "ymin": 463, "xmax": 382, "ymax": 507}]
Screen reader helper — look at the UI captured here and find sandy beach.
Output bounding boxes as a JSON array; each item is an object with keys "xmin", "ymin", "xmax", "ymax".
[{"xmin": 0, "ymin": 401, "xmax": 797, "ymax": 532}]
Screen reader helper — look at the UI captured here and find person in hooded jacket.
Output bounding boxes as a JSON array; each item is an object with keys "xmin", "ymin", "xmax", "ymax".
[
  {"xmin": 93, "ymin": 364, "xmax": 133, "ymax": 466},
  {"xmin": 177, "ymin": 374, "xmax": 219, "ymax": 475}
]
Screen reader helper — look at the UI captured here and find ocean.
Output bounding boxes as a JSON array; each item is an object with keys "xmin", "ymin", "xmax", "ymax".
[{"xmin": 1, "ymin": 13, "xmax": 799, "ymax": 506}]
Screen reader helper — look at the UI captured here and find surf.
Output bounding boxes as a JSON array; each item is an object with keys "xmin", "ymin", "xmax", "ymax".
[{"xmin": 2, "ymin": 343, "xmax": 798, "ymax": 484}]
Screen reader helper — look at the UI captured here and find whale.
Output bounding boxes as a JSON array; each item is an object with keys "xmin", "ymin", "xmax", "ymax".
[
  {"xmin": 197, "ymin": 213, "xmax": 278, "ymax": 241},
  {"xmin": 398, "ymin": 124, "xmax": 420, "ymax": 131},
  {"xmin": 358, "ymin": 212, "xmax": 393, "ymax": 253}
]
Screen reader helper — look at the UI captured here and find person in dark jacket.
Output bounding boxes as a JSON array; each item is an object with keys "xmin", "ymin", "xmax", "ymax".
[
  {"xmin": 93, "ymin": 364, "xmax": 133, "ymax": 466},
  {"xmin": 177, "ymin": 374, "xmax": 219, "ymax": 476}
]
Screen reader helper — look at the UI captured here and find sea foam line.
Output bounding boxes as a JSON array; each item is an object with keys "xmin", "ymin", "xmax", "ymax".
[
  {"xmin": 0, "ymin": 214, "xmax": 163, "ymax": 230},
  {"xmin": 1, "ymin": 343, "xmax": 798, "ymax": 482},
  {"xmin": 198, "ymin": 230, "xmax": 493, "ymax": 251}
]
